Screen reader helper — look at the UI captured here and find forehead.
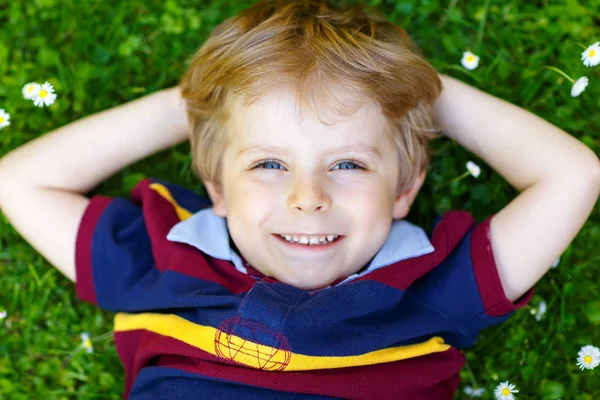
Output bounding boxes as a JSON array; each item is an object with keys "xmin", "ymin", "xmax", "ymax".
[{"xmin": 229, "ymin": 89, "xmax": 391, "ymax": 147}]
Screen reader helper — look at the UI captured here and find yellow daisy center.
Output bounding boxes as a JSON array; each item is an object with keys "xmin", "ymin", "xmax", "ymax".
[
  {"xmin": 584, "ymin": 355, "xmax": 592, "ymax": 364},
  {"xmin": 39, "ymin": 89, "xmax": 48, "ymax": 98},
  {"xmin": 502, "ymin": 388, "xmax": 510, "ymax": 396},
  {"xmin": 28, "ymin": 86, "xmax": 34, "ymax": 92},
  {"xmin": 590, "ymin": 49, "xmax": 596, "ymax": 57},
  {"xmin": 467, "ymin": 55, "xmax": 474, "ymax": 62},
  {"xmin": 0, "ymin": 117, "xmax": 4, "ymax": 123},
  {"xmin": 84, "ymin": 339, "xmax": 92, "ymax": 347}
]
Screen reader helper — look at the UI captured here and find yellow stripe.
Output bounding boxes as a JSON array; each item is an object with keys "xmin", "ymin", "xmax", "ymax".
[
  {"xmin": 114, "ymin": 312, "xmax": 451, "ymax": 371},
  {"xmin": 148, "ymin": 183, "xmax": 193, "ymax": 221}
]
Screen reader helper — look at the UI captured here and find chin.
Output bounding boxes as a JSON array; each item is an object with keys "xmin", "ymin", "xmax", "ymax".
[{"xmin": 278, "ymin": 275, "xmax": 335, "ymax": 291}]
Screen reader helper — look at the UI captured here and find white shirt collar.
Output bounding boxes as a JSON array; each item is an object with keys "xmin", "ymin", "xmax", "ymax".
[{"xmin": 166, "ymin": 208, "xmax": 435, "ymax": 287}]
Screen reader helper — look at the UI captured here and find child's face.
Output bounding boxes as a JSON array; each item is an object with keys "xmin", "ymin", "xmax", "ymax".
[{"xmin": 204, "ymin": 89, "xmax": 425, "ymax": 291}]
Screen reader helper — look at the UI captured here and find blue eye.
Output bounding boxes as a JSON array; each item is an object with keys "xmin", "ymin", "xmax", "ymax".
[
  {"xmin": 254, "ymin": 160, "xmax": 285, "ymax": 170},
  {"xmin": 333, "ymin": 160, "xmax": 365, "ymax": 170},
  {"xmin": 250, "ymin": 159, "xmax": 366, "ymax": 171}
]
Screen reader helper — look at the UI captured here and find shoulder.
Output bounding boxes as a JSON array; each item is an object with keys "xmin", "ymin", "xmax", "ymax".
[
  {"xmin": 130, "ymin": 178, "xmax": 212, "ymax": 216},
  {"xmin": 364, "ymin": 210, "xmax": 477, "ymax": 290},
  {"xmin": 75, "ymin": 177, "xmax": 219, "ymax": 309},
  {"xmin": 429, "ymin": 210, "xmax": 476, "ymax": 243}
]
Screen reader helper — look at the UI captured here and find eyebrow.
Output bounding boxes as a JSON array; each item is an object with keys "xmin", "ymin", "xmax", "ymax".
[{"xmin": 236, "ymin": 144, "xmax": 383, "ymax": 159}]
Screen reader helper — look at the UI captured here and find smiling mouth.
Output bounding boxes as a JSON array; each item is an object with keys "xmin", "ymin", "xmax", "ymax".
[{"xmin": 272, "ymin": 234, "xmax": 344, "ymax": 249}]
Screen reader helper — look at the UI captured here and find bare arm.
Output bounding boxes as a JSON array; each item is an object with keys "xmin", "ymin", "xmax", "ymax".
[
  {"xmin": 0, "ymin": 87, "xmax": 189, "ymax": 282},
  {"xmin": 433, "ymin": 74, "xmax": 600, "ymax": 302}
]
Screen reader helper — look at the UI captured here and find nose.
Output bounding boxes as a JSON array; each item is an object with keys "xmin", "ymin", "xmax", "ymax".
[{"xmin": 287, "ymin": 174, "xmax": 331, "ymax": 213}]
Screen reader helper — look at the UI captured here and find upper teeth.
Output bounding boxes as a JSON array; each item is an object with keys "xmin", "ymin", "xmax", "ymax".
[{"xmin": 279, "ymin": 234, "xmax": 339, "ymax": 244}]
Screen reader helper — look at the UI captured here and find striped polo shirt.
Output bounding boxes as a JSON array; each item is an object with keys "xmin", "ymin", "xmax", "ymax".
[{"xmin": 75, "ymin": 178, "xmax": 533, "ymax": 399}]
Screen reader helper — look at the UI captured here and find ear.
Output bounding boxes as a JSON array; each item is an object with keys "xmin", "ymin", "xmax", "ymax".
[
  {"xmin": 391, "ymin": 169, "xmax": 427, "ymax": 220},
  {"xmin": 204, "ymin": 181, "xmax": 228, "ymax": 217}
]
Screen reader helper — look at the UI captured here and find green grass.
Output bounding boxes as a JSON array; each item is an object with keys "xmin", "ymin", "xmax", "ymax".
[{"xmin": 0, "ymin": 0, "xmax": 599, "ymax": 399}]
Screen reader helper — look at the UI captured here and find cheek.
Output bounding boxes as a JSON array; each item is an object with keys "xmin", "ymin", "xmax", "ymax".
[
  {"xmin": 233, "ymin": 177, "xmax": 284, "ymax": 202},
  {"xmin": 349, "ymin": 195, "xmax": 391, "ymax": 220},
  {"xmin": 339, "ymin": 180, "xmax": 392, "ymax": 204},
  {"xmin": 227, "ymin": 180, "xmax": 275, "ymax": 219},
  {"xmin": 341, "ymin": 187, "xmax": 395, "ymax": 226}
]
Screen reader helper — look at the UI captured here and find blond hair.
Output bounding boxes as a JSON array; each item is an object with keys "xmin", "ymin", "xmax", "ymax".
[{"xmin": 180, "ymin": 0, "xmax": 442, "ymax": 194}]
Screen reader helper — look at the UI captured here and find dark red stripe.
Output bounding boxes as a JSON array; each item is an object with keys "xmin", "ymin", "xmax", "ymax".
[
  {"xmin": 115, "ymin": 329, "xmax": 463, "ymax": 399},
  {"xmin": 157, "ymin": 353, "xmax": 461, "ymax": 399},
  {"xmin": 471, "ymin": 215, "xmax": 533, "ymax": 317},
  {"xmin": 131, "ymin": 179, "xmax": 258, "ymax": 293},
  {"xmin": 353, "ymin": 210, "xmax": 475, "ymax": 291},
  {"xmin": 75, "ymin": 195, "xmax": 112, "ymax": 304},
  {"xmin": 130, "ymin": 177, "xmax": 153, "ymax": 205}
]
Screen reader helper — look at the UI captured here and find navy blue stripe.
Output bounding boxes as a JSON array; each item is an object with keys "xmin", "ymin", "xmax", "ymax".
[
  {"xmin": 103, "ymin": 262, "xmax": 461, "ymax": 354},
  {"xmin": 129, "ymin": 366, "xmax": 342, "ymax": 400}
]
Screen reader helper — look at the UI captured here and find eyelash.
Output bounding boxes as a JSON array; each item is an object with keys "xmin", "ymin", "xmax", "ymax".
[{"xmin": 249, "ymin": 159, "xmax": 367, "ymax": 171}]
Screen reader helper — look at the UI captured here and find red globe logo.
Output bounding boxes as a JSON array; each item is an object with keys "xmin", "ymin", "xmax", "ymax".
[{"xmin": 214, "ymin": 316, "xmax": 291, "ymax": 371}]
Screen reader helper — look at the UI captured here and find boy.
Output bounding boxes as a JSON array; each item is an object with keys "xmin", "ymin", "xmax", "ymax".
[{"xmin": 0, "ymin": 0, "xmax": 599, "ymax": 398}]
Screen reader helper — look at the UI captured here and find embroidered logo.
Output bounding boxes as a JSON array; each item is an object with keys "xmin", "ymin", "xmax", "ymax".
[{"xmin": 214, "ymin": 316, "xmax": 291, "ymax": 371}]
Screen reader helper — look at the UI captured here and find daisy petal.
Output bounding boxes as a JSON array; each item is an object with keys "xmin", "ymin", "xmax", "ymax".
[
  {"xmin": 535, "ymin": 300, "xmax": 547, "ymax": 321},
  {"xmin": 22, "ymin": 82, "xmax": 41, "ymax": 100},
  {"xmin": 576, "ymin": 344, "xmax": 600, "ymax": 370},
  {"xmin": 466, "ymin": 161, "xmax": 481, "ymax": 178},
  {"xmin": 581, "ymin": 42, "xmax": 600, "ymax": 67},
  {"xmin": 31, "ymin": 81, "xmax": 58, "ymax": 107},
  {"xmin": 494, "ymin": 380, "xmax": 519, "ymax": 400},
  {"xmin": 80, "ymin": 332, "xmax": 94, "ymax": 353},
  {"xmin": 0, "ymin": 109, "xmax": 10, "ymax": 130},
  {"xmin": 461, "ymin": 51, "xmax": 480, "ymax": 70},
  {"xmin": 571, "ymin": 76, "xmax": 589, "ymax": 97}
]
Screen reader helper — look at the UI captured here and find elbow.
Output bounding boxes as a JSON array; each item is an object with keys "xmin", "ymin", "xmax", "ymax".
[
  {"xmin": 0, "ymin": 156, "xmax": 16, "ymax": 190},
  {"xmin": 565, "ymin": 145, "xmax": 600, "ymax": 181},
  {"xmin": 0, "ymin": 149, "xmax": 41, "ymax": 191},
  {"xmin": 0, "ymin": 151, "xmax": 18, "ymax": 180},
  {"xmin": 0, "ymin": 154, "xmax": 28, "ymax": 206},
  {"xmin": 575, "ymin": 150, "xmax": 600, "ymax": 198},
  {"xmin": 582, "ymin": 150, "xmax": 600, "ymax": 184},
  {"xmin": 0, "ymin": 156, "xmax": 13, "ymax": 191}
]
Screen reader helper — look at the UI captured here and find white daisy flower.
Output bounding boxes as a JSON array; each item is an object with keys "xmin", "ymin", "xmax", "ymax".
[
  {"xmin": 535, "ymin": 300, "xmax": 547, "ymax": 321},
  {"xmin": 0, "ymin": 109, "xmax": 10, "ymax": 130},
  {"xmin": 22, "ymin": 82, "xmax": 41, "ymax": 100},
  {"xmin": 461, "ymin": 51, "xmax": 480, "ymax": 70},
  {"xmin": 32, "ymin": 81, "xmax": 57, "ymax": 108},
  {"xmin": 494, "ymin": 381, "xmax": 518, "ymax": 400},
  {"xmin": 464, "ymin": 385, "xmax": 486, "ymax": 397},
  {"xmin": 581, "ymin": 42, "xmax": 600, "ymax": 67},
  {"xmin": 80, "ymin": 332, "xmax": 94, "ymax": 353},
  {"xmin": 466, "ymin": 161, "xmax": 481, "ymax": 178},
  {"xmin": 0, "ymin": 310, "xmax": 6, "ymax": 319},
  {"xmin": 570, "ymin": 76, "xmax": 589, "ymax": 97},
  {"xmin": 551, "ymin": 257, "xmax": 560, "ymax": 269},
  {"xmin": 576, "ymin": 345, "xmax": 600, "ymax": 370}
]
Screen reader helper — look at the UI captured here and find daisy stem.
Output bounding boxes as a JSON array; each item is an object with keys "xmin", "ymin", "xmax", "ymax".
[
  {"xmin": 541, "ymin": 66, "xmax": 574, "ymax": 84},
  {"xmin": 575, "ymin": 42, "xmax": 588, "ymax": 51},
  {"xmin": 437, "ymin": 171, "xmax": 469, "ymax": 190},
  {"xmin": 62, "ymin": 346, "xmax": 84, "ymax": 369},
  {"xmin": 475, "ymin": 0, "xmax": 491, "ymax": 54},
  {"xmin": 463, "ymin": 359, "xmax": 479, "ymax": 387},
  {"xmin": 436, "ymin": 0, "xmax": 458, "ymax": 29},
  {"xmin": 92, "ymin": 330, "xmax": 114, "ymax": 342}
]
